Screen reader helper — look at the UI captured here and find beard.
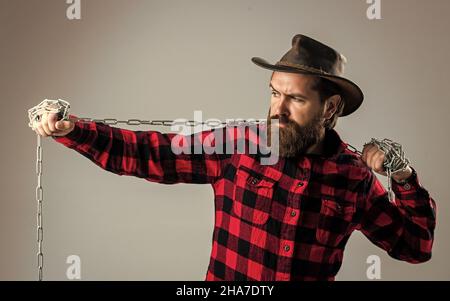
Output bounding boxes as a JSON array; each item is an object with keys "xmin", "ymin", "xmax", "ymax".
[{"xmin": 266, "ymin": 111, "xmax": 324, "ymax": 158}]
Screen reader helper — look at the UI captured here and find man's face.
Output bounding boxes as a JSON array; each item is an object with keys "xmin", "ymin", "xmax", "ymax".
[{"xmin": 267, "ymin": 71, "xmax": 326, "ymax": 157}]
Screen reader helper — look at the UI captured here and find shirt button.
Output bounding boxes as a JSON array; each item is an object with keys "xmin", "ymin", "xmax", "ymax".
[
  {"xmin": 284, "ymin": 245, "xmax": 290, "ymax": 252},
  {"xmin": 297, "ymin": 182, "xmax": 304, "ymax": 187},
  {"xmin": 403, "ymin": 183, "xmax": 411, "ymax": 190},
  {"xmin": 250, "ymin": 178, "xmax": 258, "ymax": 185},
  {"xmin": 290, "ymin": 210, "xmax": 296, "ymax": 217}
]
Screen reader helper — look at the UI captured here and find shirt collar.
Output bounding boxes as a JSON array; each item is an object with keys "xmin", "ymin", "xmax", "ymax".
[{"xmin": 300, "ymin": 129, "xmax": 348, "ymax": 161}]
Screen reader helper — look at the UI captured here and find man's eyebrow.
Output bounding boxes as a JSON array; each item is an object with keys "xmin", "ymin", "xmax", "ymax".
[{"xmin": 269, "ymin": 83, "xmax": 309, "ymax": 99}]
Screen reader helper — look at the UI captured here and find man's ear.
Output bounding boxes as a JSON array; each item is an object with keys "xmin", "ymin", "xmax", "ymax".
[{"xmin": 323, "ymin": 95, "xmax": 341, "ymax": 119}]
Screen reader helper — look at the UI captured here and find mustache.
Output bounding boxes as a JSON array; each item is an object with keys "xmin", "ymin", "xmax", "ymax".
[
  {"xmin": 268, "ymin": 115, "xmax": 297, "ymax": 127},
  {"xmin": 269, "ymin": 115, "xmax": 288, "ymax": 121}
]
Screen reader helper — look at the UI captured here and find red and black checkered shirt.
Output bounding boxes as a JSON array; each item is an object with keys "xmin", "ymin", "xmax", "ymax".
[{"xmin": 53, "ymin": 119, "xmax": 436, "ymax": 281}]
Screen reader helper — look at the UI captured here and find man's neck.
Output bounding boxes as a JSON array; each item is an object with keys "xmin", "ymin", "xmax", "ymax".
[{"xmin": 305, "ymin": 129, "xmax": 326, "ymax": 156}]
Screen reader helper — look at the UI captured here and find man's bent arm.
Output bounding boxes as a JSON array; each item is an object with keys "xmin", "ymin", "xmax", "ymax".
[{"xmin": 358, "ymin": 168, "xmax": 437, "ymax": 263}]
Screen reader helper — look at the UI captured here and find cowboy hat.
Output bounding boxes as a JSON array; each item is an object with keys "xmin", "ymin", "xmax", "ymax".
[{"xmin": 252, "ymin": 34, "xmax": 364, "ymax": 116}]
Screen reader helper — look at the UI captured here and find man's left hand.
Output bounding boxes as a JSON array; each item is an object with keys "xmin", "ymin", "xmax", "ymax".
[{"xmin": 361, "ymin": 143, "xmax": 413, "ymax": 183}]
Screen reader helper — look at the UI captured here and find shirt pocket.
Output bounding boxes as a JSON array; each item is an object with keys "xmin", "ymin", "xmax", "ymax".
[
  {"xmin": 315, "ymin": 198, "xmax": 356, "ymax": 247},
  {"xmin": 232, "ymin": 166, "xmax": 275, "ymax": 226}
]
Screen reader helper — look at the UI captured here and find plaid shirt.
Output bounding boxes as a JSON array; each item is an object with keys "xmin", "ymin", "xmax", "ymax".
[{"xmin": 53, "ymin": 118, "xmax": 436, "ymax": 281}]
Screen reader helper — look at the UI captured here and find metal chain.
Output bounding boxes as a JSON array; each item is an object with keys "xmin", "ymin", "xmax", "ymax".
[
  {"xmin": 345, "ymin": 143, "xmax": 362, "ymax": 156},
  {"xmin": 71, "ymin": 117, "xmax": 266, "ymax": 127},
  {"xmin": 28, "ymin": 99, "xmax": 409, "ymax": 280},
  {"xmin": 347, "ymin": 139, "xmax": 410, "ymax": 203},
  {"xmin": 36, "ymin": 135, "xmax": 44, "ymax": 281},
  {"xmin": 369, "ymin": 138, "xmax": 410, "ymax": 203},
  {"xmin": 369, "ymin": 138, "xmax": 410, "ymax": 173}
]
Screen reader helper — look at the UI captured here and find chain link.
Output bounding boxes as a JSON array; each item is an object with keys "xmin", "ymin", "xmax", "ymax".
[{"xmin": 345, "ymin": 143, "xmax": 362, "ymax": 156}]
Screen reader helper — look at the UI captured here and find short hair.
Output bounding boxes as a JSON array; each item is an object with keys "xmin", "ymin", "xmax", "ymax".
[{"xmin": 312, "ymin": 77, "xmax": 345, "ymax": 130}]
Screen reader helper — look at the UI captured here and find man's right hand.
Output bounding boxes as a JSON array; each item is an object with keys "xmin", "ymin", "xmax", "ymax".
[{"xmin": 32, "ymin": 112, "xmax": 75, "ymax": 137}]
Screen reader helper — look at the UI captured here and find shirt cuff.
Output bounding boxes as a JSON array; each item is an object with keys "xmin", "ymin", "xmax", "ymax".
[
  {"xmin": 52, "ymin": 121, "xmax": 84, "ymax": 147},
  {"xmin": 391, "ymin": 167, "xmax": 430, "ymax": 203}
]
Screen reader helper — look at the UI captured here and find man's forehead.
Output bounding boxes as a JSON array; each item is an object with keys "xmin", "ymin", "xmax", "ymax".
[{"xmin": 270, "ymin": 72, "xmax": 317, "ymax": 93}]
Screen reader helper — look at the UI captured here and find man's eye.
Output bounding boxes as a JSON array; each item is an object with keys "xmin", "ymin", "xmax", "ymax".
[{"xmin": 271, "ymin": 91, "xmax": 279, "ymax": 97}]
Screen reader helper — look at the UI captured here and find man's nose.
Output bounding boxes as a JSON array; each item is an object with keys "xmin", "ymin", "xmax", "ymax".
[{"xmin": 272, "ymin": 97, "xmax": 290, "ymax": 118}]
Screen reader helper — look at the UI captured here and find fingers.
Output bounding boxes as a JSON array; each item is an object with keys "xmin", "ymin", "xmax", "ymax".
[
  {"xmin": 32, "ymin": 111, "xmax": 74, "ymax": 137},
  {"xmin": 362, "ymin": 143, "xmax": 386, "ymax": 174},
  {"xmin": 366, "ymin": 146, "xmax": 378, "ymax": 166},
  {"xmin": 362, "ymin": 143, "xmax": 377, "ymax": 163},
  {"xmin": 371, "ymin": 150, "xmax": 385, "ymax": 172},
  {"xmin": 47, "ymin": 113, "xmax": 58, "ymax": 132},
  {"xmin": 34, "ymin": 126, "xmax": 46, "ymax": 137}
]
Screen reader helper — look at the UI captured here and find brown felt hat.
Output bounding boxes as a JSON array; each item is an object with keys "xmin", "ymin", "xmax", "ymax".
[{"xmin": 252, "ymin": 34, "xmax": 364, "ymax": 116}]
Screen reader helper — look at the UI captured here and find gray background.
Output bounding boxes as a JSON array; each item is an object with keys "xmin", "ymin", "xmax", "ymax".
[{"xmin": 1, "ymin": 0, "xmax": 449, "ymax": 280}]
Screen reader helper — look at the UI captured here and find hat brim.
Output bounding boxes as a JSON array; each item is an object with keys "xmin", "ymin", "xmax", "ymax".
[{"xmin": 251, "ymin": 57, "xmax": 364, "ymax": 117}]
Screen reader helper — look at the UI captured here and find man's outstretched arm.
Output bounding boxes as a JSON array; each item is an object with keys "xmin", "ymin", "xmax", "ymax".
[{"xmin": 48, "ymin": 114, "xmax": 231, "ymax": 184}]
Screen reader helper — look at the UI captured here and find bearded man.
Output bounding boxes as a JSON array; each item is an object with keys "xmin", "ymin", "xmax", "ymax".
[{"xmin": 31, "ymin": 34, "xmax": 436, "ymax": 281}]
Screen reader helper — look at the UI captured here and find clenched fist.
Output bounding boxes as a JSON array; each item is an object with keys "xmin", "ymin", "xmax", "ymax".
[
  {"xmin": 32, "ymin": 112, "xmax": 75, "ymax": 137},
  {"xmin": 362, "ymin": 142, "xmax": 413, "ymax": 183}
]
